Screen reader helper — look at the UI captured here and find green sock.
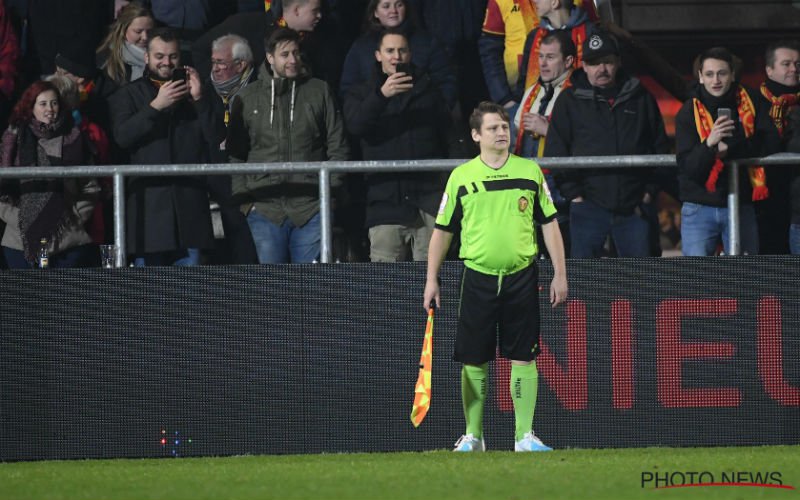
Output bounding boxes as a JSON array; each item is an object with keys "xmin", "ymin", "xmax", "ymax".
[
  {"xmin": 511, "ymin": 362, "xmax": 539, "ymax": 441},
  {"xmin": 461, "ymin": 363, "xmax": 488, "ymax": 439}
]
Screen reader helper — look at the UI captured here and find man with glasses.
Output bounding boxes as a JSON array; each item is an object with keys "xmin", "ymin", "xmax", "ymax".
[{"xmin": 207, "ymin": 34, "xmax": 259, "ymax": 264}]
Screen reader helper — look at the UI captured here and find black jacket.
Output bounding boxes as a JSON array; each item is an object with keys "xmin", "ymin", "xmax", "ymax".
[
  {"xmin": 344, "ymin": 65, "xmax": 450, "ymax": 227},
  {"xmin": 675, "ymin": 83, "xmax": 780, "ymax": 207},
  {"xmin": 545, "ymin": 69, "xmax": 670, "ymax": 215},
  {"xmin": 109, "ymin": 78, "xmax": 222, "ymax": 253}
]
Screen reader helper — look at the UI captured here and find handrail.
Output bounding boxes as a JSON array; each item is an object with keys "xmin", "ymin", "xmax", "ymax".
[{"xmin": 0, "ymin": 153, "xmax": 796, "ymax": 265}]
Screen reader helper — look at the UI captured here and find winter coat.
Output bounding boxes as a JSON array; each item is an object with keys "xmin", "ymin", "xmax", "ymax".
[
  {"xmin": 675, "ymin": 83, "xmax": 780, "ymax": 207},
  {"xmin": 109, "ymin": 78, "xmax": 221, "ymax": 254},
  {"xmin": 344, "ymin": 64, "xmax": 450, "ymax": 227},
  {"xmin": 545, "ymin": 68, "xmax": 670, "ymax": 215},
  {"xmin": 0, "ymin": 126, "xmax": 98, "ymax": 255},
  {"xmin": 227, "ymin": 64, "xmax": 349, "ymax": 227}
]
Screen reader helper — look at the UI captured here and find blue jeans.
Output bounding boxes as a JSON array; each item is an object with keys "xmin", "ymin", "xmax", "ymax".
[
  {"xmin": 569, "ymin": 199, "xmax": 649, "ymax": 258},
  {"xmin": 680, "ymin": 202, "xmax": 758, "ymax": 256},
  {"xmin": 247, "ymin": 210, "xmax": 320, "ymax": 264},
  {"xmin": 134, "ymin": 248, "xmax": 201, "ymax": 267},
  {"xmin": 789, "ymin": 224, "xmax": 800, "ymax": 255}
]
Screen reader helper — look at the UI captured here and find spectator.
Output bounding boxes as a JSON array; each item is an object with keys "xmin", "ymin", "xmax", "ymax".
[
  {"xmin": 209, "ymin": 34, "xmax": 255, "ymax": 131},
  {"xmin": 756, "ymin": 40, "xmax": 800, "ymax": 254},
  {"xmin": 227, "ymin": 27, "xmax": 348, "ymax": 264},
  {"xmin": 344, "ymin": 28, "xmax": 449, "ymax": 262},
  {"xmin": 545, "ymin": 30, "xmax": 670, "ymax": 258},
  {"xmin": 339, "ymin": 0, "xmax": 456, "ymax": 109},
  {"xmin": 206, "ymin": 33, "xmax": 258, "ymax": 264},
  {"xmin": 55, "ymin": 46, "xmax": 120, "ymax": 166},
  {"xmin": 46, "ymin": 73, "xmax": 111, "ymax": 246},
  {"xmin": 96, "ymin": 3, "xmax": 155, "ymax": 89},
  {"xmin": 191, "ymin": 0, "xmax": 336, "ymax": 87},
  {"xmin": 513, "ymin": 30, "xmax": 574, "ymax": 253},
  {"xmin": 0, "ymin": 80, "xmax": 99, "ymax": 268},
  {"xmin": 516, "ymin": 0, "xmax": 596, "ymax": 102},
  {"xmin": 478, "ymin": 0, "xmax": 539, "ymax": 108},
  {"xmin": 513, "ymin": 30, "xmax": 574, "ymax": 158},
  {"xmin": 110, "ymin": 27, "xmax": 221, "ymax": 266},
  {"xmin": 675, "ymin": 47, "xmax": 780, "ymax": 256}
]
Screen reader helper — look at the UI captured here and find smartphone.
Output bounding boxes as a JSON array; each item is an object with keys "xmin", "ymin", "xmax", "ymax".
[
  {"xmin": 171, "ymin": 67, "xmax": 187, "ymax": 82},
  {"xmin": 717, "ymin": 107, "xmax": 732, "ymax": 120},
  {"xmin": 395, "ymin": 62, "xmax": 413, "ymax": 78}
]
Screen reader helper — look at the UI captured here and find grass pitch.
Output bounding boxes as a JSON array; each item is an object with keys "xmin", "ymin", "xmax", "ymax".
[{"xmin": 1, "ymin": 446, "xmax": 798, "ymax": 500}]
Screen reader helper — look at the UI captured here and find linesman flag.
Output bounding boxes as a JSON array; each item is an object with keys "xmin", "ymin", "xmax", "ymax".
[{"xmin": 410, "ymin": 305, "xmax": 435, "ymax": 427}]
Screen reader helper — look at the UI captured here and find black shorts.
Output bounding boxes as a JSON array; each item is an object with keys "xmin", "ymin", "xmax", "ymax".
[{"xmin": 453, "ymin": 263, "xmax": 541, "ymax": 365}]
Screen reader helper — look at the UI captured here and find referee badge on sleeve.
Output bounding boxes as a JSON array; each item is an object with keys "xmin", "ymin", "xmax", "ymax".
[
  {"xmin": 438, "ymin": 193, "xmax": 449, "ymax": 215},
  {"xmin": 542, "ymin": 180, "xmax": 553, "ymax": 203},
  {"xmin": 518, "ymin": 196, "xmax": 529, "ymax": 212}
]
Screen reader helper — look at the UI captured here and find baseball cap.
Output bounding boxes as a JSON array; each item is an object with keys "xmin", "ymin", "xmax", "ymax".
[{"xmin": 582, "ymin": 31, "xmax": 619, "ymax": 63}]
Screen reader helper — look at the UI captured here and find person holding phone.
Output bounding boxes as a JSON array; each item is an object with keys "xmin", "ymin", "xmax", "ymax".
[
  {"xmin": 343, "ymin": 28, "xmax": 451, "ymax": 262},
  {"xmin": 110, "ymin": 27, "xmax": 223, "ymax": 266},
  {"xmin": 674, "ymin": 47, "xmax": 781, "ymax": 256},
  {"xmin": 339, "ymin": 0, "xmax": 456, "ymax": 108}
]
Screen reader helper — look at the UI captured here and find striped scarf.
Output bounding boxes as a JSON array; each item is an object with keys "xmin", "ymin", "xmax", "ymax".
[
  {"xmin": 513, "ymin": 71, "xmax": 572, "ymax": 157},
  {"xmin": 693, "ymin": 86, "xmax": 768, "ymax": 201},
  {"xmin": 760, "ymin": 82, "xmax": 800, "ymax": 138}
]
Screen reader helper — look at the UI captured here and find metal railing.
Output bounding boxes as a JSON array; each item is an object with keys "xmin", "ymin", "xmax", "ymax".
[{"xmin": 0, "ymin": 153, "xmax": 796, "ymax": 265}]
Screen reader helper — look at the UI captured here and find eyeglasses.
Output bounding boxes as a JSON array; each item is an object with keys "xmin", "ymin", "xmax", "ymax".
[{"xmin": 211, "ymin": 59, "xmax": 240, "ymax": 70}]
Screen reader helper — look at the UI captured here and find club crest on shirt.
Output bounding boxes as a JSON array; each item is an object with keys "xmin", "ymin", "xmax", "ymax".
[
  {"xmin": 438, "ymin": 193, "xmax": 449, "ymax": 215},
  {"xmin": 518, "ymin": 196, "xmax": 529, "ymax": 212}
]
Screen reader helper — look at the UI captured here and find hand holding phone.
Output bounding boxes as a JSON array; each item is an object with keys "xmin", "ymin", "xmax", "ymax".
[{"xmin": 708, "ymin": 107, "xmax": 735, "ymax": 149}]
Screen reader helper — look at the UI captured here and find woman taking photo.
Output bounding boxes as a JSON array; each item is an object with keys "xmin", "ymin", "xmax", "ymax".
[{"xmin": 0, "ymin": 81, "xmax": 99, "ymax": 268}]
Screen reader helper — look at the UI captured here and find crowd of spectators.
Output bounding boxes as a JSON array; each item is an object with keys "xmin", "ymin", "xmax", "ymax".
[{"xmin": 0, "ymin": 0, "xmax": 796, "ymax": 268}]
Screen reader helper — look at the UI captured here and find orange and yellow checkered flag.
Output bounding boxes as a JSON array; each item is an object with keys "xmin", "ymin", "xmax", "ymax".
[{"xmin": 410, "ymin": 305, "xmax": 434, "ymax": 427}]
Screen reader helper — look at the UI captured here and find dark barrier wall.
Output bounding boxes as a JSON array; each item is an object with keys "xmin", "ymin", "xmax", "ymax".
[{"xmin": 1, "ymin": 258, "xmax": 799, "ymax": 460}]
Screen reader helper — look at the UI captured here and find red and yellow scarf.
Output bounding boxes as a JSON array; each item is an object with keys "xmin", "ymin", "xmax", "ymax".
[
  {"xmin": 692, "ymin": 86, "xmax": 768, "ymax": 201},
  {"xmin": 522, "ymin": 24, "xmax": 586, "ymax": 95},
  {"xmin": 760, "ymin": 82, "xmax": 800, "ymax": 138},
  {"xmin": 513, "ymin": 73, "xmax": 572, "ymax": 158}
]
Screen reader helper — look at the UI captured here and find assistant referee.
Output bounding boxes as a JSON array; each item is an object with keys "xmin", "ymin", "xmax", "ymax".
[{"xmin": 423, "ymin": 101, "xmax": 568, "ymax": 452}]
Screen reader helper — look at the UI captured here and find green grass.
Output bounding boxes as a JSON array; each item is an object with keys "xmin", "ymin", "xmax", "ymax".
[{"xmin": 1, "ymin": 447, "xmax": 798, "ymax": 500}]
